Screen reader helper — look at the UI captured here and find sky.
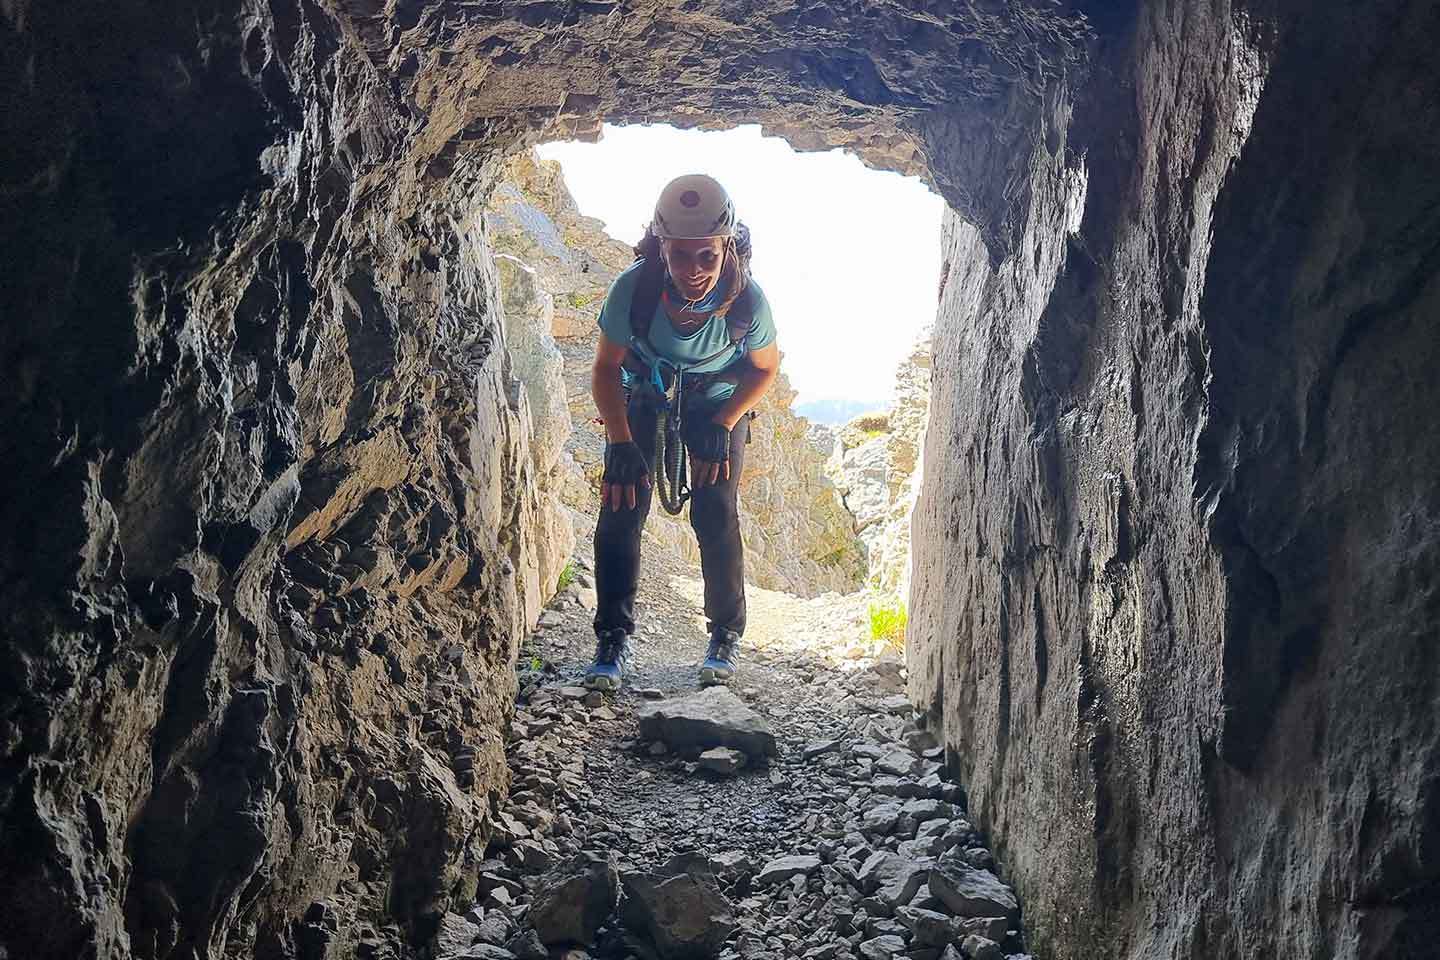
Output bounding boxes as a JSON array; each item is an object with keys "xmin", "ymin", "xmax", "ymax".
[{"xmin": 537, "ymin": 124, "xmax": 944, "ymax": 421}]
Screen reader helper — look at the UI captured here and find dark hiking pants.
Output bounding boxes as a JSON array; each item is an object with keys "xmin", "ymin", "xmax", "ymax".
[{"xmin": 594, "ymin": 394, "xmax": 748, "ymax": 638}]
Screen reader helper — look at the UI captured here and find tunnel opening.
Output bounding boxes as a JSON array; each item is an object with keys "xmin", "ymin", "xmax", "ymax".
[{"xmin": 491, "ymin": 121, "xmax": 944, "ymax": 620}]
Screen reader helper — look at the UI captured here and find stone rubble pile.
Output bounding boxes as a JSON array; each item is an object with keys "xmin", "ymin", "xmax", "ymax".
[{"xmin": 423, "ymin": 626, "xmax": 1032, "ymax": 960}]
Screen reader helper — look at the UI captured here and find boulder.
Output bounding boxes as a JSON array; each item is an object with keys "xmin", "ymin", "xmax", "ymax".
[
  {"xmin": 474, "ymin": 913, "xmax": 513, "ymax": 946},
  {"xmin": 636, "ymin": 686, "xmax": 778, "ymax": 757},
  {"xmin": 896, "ymin": 906, "xmax": 963, "ymax": 947},
  {"xmin": 529, "ymin": 854, "xmax": 620, "ymax": 945},
  {"xmin": 874, "ymin": 746, "xmax": 923, "ymax": 777},
  {"xmin": 620, "ymin": 854, "xmax": 737, "ymax": 959},
  {"xmin": 929, "ymin": 852, "xmax": 1018, "ymax": 919},
  {"xmin": 504, "ymin": 930, "xmax": 548, "ymax": 960},
  {"xmin": 899, "ymin": 799, "xmax": 954, "ymax": 823},
  {"xmin": 960, "ymin": 934, "xmax": 1003, "ymax": 960},
  {"xmin": 958, "ymin": 917, "xmax": 1008, "ymax": 941},
  {"xmin": 432, "ymin": 913, "xmax": 481, "ymax": 957},
  {"xmin": 861, "ymin": 802, "xmax": 905, "ymax": 836},
  {"xmin": 856, "ymin": 851, "xmax": 929, "ymax": 908},
  {"xmin": 857, "ymin": 934, "xmax": 908, "ymax": 960},
  {"xmin": 454, "ymin": 946, "xmax": 519, "ymax": 960}
]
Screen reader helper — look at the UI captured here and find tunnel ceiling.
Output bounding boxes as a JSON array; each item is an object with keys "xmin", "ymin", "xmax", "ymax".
[{"xmin": 347, "ymin": 0, "xmax": 1090, "ymax": 250}]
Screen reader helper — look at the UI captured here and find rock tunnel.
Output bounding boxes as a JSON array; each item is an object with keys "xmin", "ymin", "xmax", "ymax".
[{"xmin": 2, "ymin": 1, "xmax": 1437, "ymax": 958}]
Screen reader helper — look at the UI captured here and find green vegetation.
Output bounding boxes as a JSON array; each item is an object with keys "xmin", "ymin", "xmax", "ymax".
[
  {"xmin": 566, "ymin": 290, "xmax": 597, "ymax": 309},
  {"xmin": 868, "ymin": 595, "xmax": 908, "ymax": 651},
  {"xmin": 556, "ymin": 560, "xmax": 577, "ymax": 592}
]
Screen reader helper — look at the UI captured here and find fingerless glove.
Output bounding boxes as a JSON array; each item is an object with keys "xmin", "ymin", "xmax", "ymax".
[
  {"xmin": 683, "ymin": 419, "xmax": 731, "ymax": 462},
  {"xmin": 602, "ymin": 441, "xmax": 649, "ymax": 486}
]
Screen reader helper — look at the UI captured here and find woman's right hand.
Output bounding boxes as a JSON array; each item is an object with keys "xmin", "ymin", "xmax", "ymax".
[{"xmin": 602, "ymin": 440, "xmax": 651, "ymax": 511}]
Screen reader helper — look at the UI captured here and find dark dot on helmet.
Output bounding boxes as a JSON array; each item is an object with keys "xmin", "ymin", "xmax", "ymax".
[{"xmin": 680, "ymin": 190, "xmax": 701, "ymax": 208}]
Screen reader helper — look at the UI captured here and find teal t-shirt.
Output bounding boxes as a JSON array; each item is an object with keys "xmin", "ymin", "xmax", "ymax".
[{"xmin": 597, "ymin": 261, "xmax": 776, "ymax": 406}]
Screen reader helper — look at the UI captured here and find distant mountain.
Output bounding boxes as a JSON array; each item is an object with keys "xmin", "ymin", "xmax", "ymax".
[{"xmin": 794, "ymin": 396, "xmax": 886, "ymax": 425}]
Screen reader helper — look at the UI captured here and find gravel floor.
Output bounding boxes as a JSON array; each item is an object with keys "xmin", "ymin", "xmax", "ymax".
[{"xmin": 452, "ymin": 543, "xmax": 1033, "ymax": 960}]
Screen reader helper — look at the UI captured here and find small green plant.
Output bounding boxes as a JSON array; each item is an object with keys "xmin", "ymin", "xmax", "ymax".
[
  {"xmin": 868, "ymin": 596, "xmax": 908, "ymax": 651},
  {"xmin": 566, "ymin": 290, "xmax": 596, "ymax": 309},
  {"xmin": 556, "ymin": 561, "xmax": 577, "ymax": 593}
]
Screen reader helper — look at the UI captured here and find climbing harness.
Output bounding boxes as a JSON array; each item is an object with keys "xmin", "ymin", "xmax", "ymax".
[{"xmin": 630, "ymin": 350, "xmax": 705, "ymax": 516}]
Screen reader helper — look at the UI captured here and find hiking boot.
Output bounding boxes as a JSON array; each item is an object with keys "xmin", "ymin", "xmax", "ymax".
[
  {"xmin": 699, "ymin": 629, "xmax": 740, "ymax": 686},
  {"xmin": 584, "ymin": 628, "xmax": 631, "ymax": 692}
]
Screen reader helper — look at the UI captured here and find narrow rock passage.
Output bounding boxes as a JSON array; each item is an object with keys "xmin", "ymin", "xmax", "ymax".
[{"xmin": 442, "ymin": 551, "xmax": 1034, "ymax": 960}]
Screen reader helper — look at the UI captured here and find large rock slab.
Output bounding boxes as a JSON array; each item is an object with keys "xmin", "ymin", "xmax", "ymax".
[
  {"xmin": 856, "ymin": 851, "xmax": 931, "ymax": 908},
  {"xmin": 529, "ymin": 855, "xmax": 620, "ymax": 946},
  {"xmin": 928, "ymin": 852, "xmax": 1018, "ymax": 920},
  {"xmin": 636, "ymin": 687, "xmax": 778, "ymax": 757},
  {"xmin": 620, "ymin": 854, "xmax": 737, "ymax": 959},
  {"xmin": 432, "ymin": 913, "xmax": 482, "ymax": 957},
  {"xmin": 755, "ymin": 854, "xmax": 821, "ymax": 886}
]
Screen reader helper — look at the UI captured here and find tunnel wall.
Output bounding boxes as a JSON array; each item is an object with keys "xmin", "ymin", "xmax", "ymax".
[
  {"xmin": 908, "ymin": 0, "xmax": 1440, "ymax": 957},
  {"xmin": 0, "ymin": 1, "xmax": 1087, "ymax": 956},
  {"xmin": 0, "ymin": 1, "xmax": 545, "ymax": 956}
]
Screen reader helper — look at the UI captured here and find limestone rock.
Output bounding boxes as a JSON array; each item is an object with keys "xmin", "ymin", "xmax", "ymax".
[
  {"xmin": 896, "ymin": 906, "xmax": 965, "ymax": 948},
  {"xmin": 620, "ymin": 856, "xmax": 737, "ymax": 959},
  {"xmin": 755, "ymin": 855, "xmax": 822, "ymax": 886},
  {"xmin": 959, "ymin": 918, "xmax": 1008, "ymax": 942},
  {"xmin": 698, "ymin": 746, "xmax": 748, "ymax": 775},
  {"xmin": 804, "ymin": 739, "xmax": 844, "ymax": 760},
  {"xmin": 454, "ymin": 945, "xmax": 519, "ymax": 960},
  {"xmin": 636, "ymin": 687, "xmax": 778, "ymax": 757},
  {"xmin": 928, "ymin": 853, "xmax": 1018, "ymax": 920},
  {"xmin": 960, "ymin": 935, "xmax": 1004, "ymax": 960},
  {"xmin": 529, "ymin": 855, "xmax": 620, "ymax": 946},
  {"xmin": 857, "ymin": 934, "xmax": 908, "ymax": 960},
  {"xmin": 433, "ymin": 913, "xmax": 482, "ymax": 957},
  {"xmin": 856, "ymin": 851, "xmax": 929, "ymax": 909}
]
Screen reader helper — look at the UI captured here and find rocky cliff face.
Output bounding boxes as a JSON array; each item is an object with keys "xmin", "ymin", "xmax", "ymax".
[
  {"xmin": 488, "ymin": 152, "xmax": 865, "ymax": 596},
  {"xmin": 4, "ymin": 0, "xmax": 1435, "ymax": 958},
  {"xmin": 909, "ymin": 2, "xmax": 1440, "ymax": 958},
  {"xmin": 830, "ymin": 335, "xmax": 933, "ymax": 599},
  {"xmin": 2, "ymin": 4, "xmax": 555, "ymax": 956}
]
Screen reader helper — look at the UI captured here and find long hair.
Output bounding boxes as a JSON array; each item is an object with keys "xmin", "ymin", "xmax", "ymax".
[{"xmin": 636, "ymin": 225, "xmax": 751, "ymax": 315}]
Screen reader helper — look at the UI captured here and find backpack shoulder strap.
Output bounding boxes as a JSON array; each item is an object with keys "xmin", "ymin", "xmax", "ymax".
[
  {"xmin": 629, "ymin": 257, "xmax": 665, "ymax": 344},
  {"xmin": 724, "ymin": 284, "xmax": 758, "ymax": 347}
]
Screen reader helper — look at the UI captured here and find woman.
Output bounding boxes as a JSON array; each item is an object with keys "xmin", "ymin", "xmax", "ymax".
[{"xmin": 585, "ymin": 174, "xmax": 781, "ymax": 691}]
